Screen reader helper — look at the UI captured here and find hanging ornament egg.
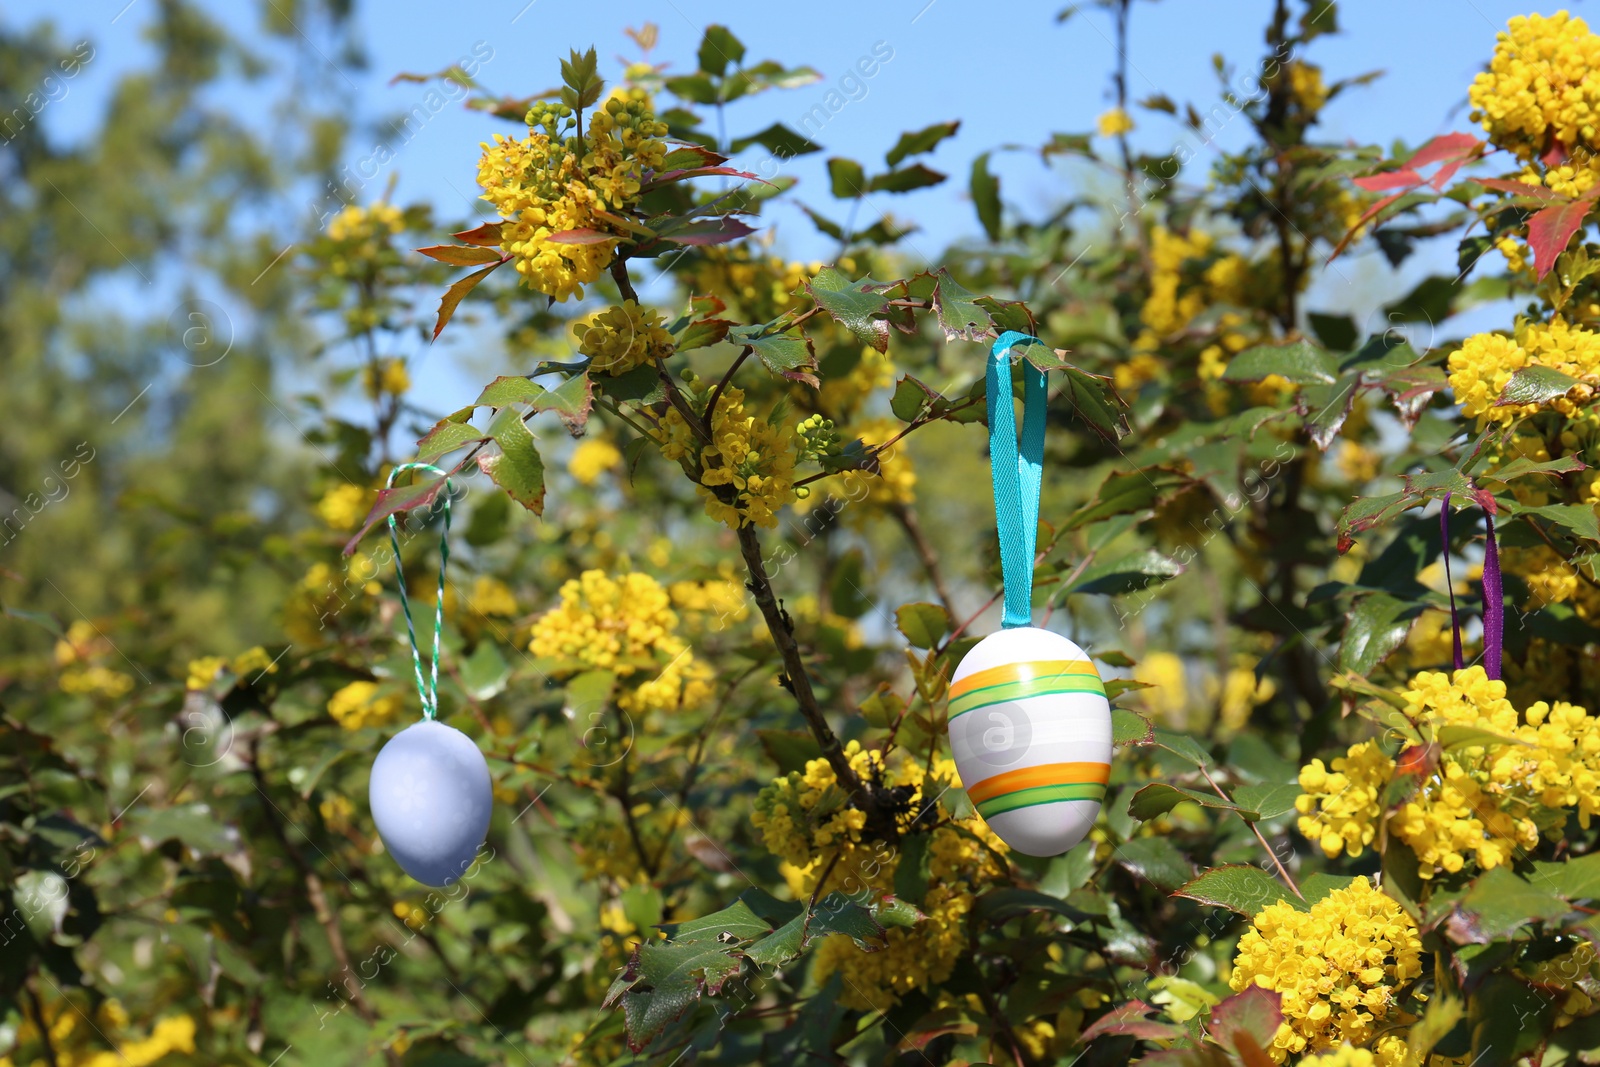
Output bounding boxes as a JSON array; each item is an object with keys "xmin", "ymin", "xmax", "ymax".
[
  {"xmin": 948, "ymin": 627, "xmax": 1111, "ymax": 857},
  {"xmin": 369, "ymin": 720, "xmax": 493, "ymax": 887}
]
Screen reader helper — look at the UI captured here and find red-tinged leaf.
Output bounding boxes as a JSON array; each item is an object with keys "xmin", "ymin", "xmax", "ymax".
[
  {"xmin": 1353, "ymin": 169, "xmax": 1422, "ymax": 193},
  {"xmin": 342, "ymin": 473, "xmax": 452, "ymax": 555},
  {"xmin": 1407, "ymin": 132, "xmax": 1482, "ymax": 171},
  {"xmin": 415, "ymin": 244, "xmax": 504, "ymax": 266},
  {"xmin": 641, "ymin": 166, "xmax": 766, "ymax": 192},
  {"xmin": 416, "ymin": 417, "xmax": 487, "ymax": 463},
  {"xmin": 432, "ymin": 260, "xmax": 504, "ymax": 341},
  {"xmin": 546, "ymin": 228, "xmax": 620, "ymax": 246},
  {"xmin": 1209, "ymin": 987, "xmax": 1284, "ymax": 1067},
  {"xmin": 1327, "ymin": 191, "xmax": 1408, "ymax": 263},
  {"xmin": 1528, "ymin": 196, "xmax": 1598, "ymax": 279},
  {"xmin": 660, "ymin": 142, "xmax": 728, "ymax": 170},
  {"xmin": 1475, "ymin": 178, "xmax": 1562, "ymax": 203},
  {"xmin": 690, "ymin": 293, "xmax": 726, "ymax": 316},
  {"xmin": 1082, "ymin": 1000, "xmax": 1187, "ymax": 1043},
  {"xmin": 453, "ymin": 221, "xmax": 506, "ymax": 247},
  {"xmin": 590, "ymin": 208, "xmax": 658, "ymax": 239},
  {"xmin": 660, "ymin": 217, "xmax": 758, "ymax": 246}
]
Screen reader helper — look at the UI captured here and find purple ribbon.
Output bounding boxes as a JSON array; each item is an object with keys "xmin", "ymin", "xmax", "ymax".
[
  {"xmin": 1439, "ymin": 492, "xmax": 1502, "ymax": 679},
  {"xmin": 1440, "ymin": 493, "xmax": 1464, "ymax": 671},
  {"xmin": 1483, "ymin": 506, "xmax": 1503, "ymax": 681}
]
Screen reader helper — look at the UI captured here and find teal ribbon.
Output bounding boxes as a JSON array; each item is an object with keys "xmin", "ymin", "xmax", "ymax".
[
  {"xmin": 385, "ymin": 462, "xmax": 453, "ymax": 720},
  {"xmin": 987, "ymin": 331, "xmax": 1046, "ymax": 630}
]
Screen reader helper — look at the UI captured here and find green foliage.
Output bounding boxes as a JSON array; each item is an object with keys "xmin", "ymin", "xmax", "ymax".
[{"xmin": 8, "ymin": 2, "xmax": 1600, "ymax": 1066}]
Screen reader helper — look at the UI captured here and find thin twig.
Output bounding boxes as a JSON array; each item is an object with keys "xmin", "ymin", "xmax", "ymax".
[
  {"xmin": 892, "ymin": 502, "xmax": 958, "ymax": 618},
  {"xmin": 1199, "ymin": 764, "xmax": 1302, "ymax": 899}
]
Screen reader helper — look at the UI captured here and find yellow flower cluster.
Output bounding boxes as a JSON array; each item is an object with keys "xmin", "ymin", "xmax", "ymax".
[
  {"xmin": 1448, "ymin": 317, "xmax": 1600, "ymax": 427},
  {"xmin": 751, "ymin": 742, "xmax": 1007, "ymax": 1010},
  {"xmin": 652, "ymin": 387, "xmax": 798, "ymax": 529},
  {"xmin": 327, "ymin": 680, "xmax": 404, "ymax": 731},
  {"xmin": 52, "ymin": 620, "xmax": 136, "ymax": 698},
  {"xmin": 1299, "ymin": 668, "xmax": 1600, "ymax": 878},
  {"xmin": 856, "ymin": 418, "xmax": 916, "ymax": 506},
  {"xmin": 0, "ymin": 999, "xmax": 197, "ymax": 1067},
  {"xmin": 694, "ymin": 248, "xmax": 815, "ymax": 322},
  {"xmin": 669, "ymin": 573, "xmax": 750, "ymax": 630},
  {"xmin": 1290, "ymin": 62, "xmax": 1328, "ymax": 113},
  {"xmin": 818, "ymin": 345, "xmax": 896, "ymax": 417},
  {"xmin": 1504, "ymin": 544, "xmax": 1600, "ymax": 621},
  {"xmin": 1138, "ymin": 226, "xmax": 1252, "ymax": 385},
  {"xmin": 316, "ymin": 483, "xmax": 370, "ymax": 530},
  {"xmin": 1296, "ymin": 741, "xmax": 1392, "ymax": 860},
  {"xmin": 1230, "ymin": 877, "xmax": 1423, "ymax": 1061},
  {"xmin": 1097, "ymin": 107, "xmax": 1134, "ymax": 137},
  {"xmin": 576, "ymin": 300, "xmax": 672, "ymax": 376},
  {"xmin": 568, "ymin": 438, "xmax": 623, "ymax": 486},
  {"xmin": 184, "ymin": 646, "xmax": 278, "ymax": 690},
  {"xmin": 327, "ymin": 201, "xmax": 403, "ymax": 243},
  {"xmin": 362, "ymin": 357, "xmax": 410, "ymax": 398},
  {"xmin": 528, "ymin": 569, "xmax": 711, "ymax": 714},
  {"xmin": 476, "ymin": 92, "xmax": 667, "ymax": 301},
  {"xmin": 1519, "ymin": 938, "xmax": 1599, "ymax": 1023},
  {"xmin": 468, "ymin": 574, "xmax": 519, "ymax": 618},
  {"xmin": 1469, "ymin": 12, "xmax": 1600, "ymax": 163}
]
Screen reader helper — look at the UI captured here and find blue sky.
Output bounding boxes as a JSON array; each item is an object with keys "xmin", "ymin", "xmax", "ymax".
[{"xmin": 11, "ymin": 0, "xmax": 1561, "ymax": 421}]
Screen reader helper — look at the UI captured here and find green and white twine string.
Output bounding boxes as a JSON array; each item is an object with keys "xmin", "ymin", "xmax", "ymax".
[{"xmin": 384, "ymin": 462, "xmax": 452, "ymax": 720}]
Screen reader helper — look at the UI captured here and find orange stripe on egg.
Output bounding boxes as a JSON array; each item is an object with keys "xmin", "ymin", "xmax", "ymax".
[{"xmin": 965, "ymin": 761, "xmax": 1111, "ymax": 805}]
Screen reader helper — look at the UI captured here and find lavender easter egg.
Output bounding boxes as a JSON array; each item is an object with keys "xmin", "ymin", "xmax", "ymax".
[
  {"xmin": 369, "ymin": 720, "xmax": 492, "ymax": 887},
  {"xmin": 948, "ymin": 627, "xmax": 1111, "ymax": 856}
]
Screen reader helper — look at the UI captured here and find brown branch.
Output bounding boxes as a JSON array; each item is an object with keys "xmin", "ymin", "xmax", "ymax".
[
  {"xmin": 734, "ymin": 523, "xmax": 880, "ymax": 828},
  {"xmin": 793, "ymin": 394, "xmax": 984, "ymax": 490},
  {"xmin": 1199, "ymin": 764, "xmax": 1302, "ymax": 899},
  {"xmin": 706, "ymin": 345, "xmax": 753, "ymax": 424},
  {"xmin": 609, "ymin": 257, "xmax": 639, "ymax": 303},
  {"xmin": 249, "ymin": 742, "xmax": 378, "ymax": 1023},
  {"xmin": 650, "ymin": 662, "xmax": 762, "ymax": 872},
  {"xmin": 26, "ymin": 976, "xmax": 60, "ymax": 1067},
  {"xmin": 892, "ymin": 503, "xmax": 957, "ymax": 617}
]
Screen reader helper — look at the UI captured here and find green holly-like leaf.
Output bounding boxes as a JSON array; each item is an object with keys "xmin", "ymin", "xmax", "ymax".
[
  {"xmin": 1222, "ymin": 339, "xmax": 1339, "ymax": 385},
  {"xmin": 1514, "ymin": 501, "xmax": 1600, "ymax": 543},
  {"xmin": 827, "ymin": 157, "xmax": 866, "ymax": 198},
  {"xmin": 1445, "ymin": 867, "xmax": 1570, "ymax": 943},
  {"xmin": 1127, "ymin": 783, "xmax": 1243, "ymax": 821},
  {"xmin": 1067, "ymin": 467, "xmax": 1188, "ymax": 529},
  {"xmin": 1174, "ymin": 865, "xmax": 1298, "ymax": 917},
  {"xmin": 1068, "ymin": 550, "xmax": 1183, "ymax": 596},
  {"xmin": 894, "ymin": 602, "xmax": 949, "ymax": 649},
  {"xmin": 885, "ymin": 120, "xmax": 960, "ymax": 167},
  {"xmin": 805, "ymin": 267, "xmax": 890, "ymax": 352},
  {"xmin": 696, "ymin": 25, "xmax": 745, "ymax": 76},
  {"xmin": 867, "ymin": 163, "xmax": 947, "ymax": 194},
  {"xmin": 560, "ymin": 47, "xmax": 603, "ymax": 110},
  {"xmin": 1230, "ymin": 783, "xmax": 1300, "ymax": 821},
  {"xmin": 1339, "ymin": 593, "xmax": 1415, "ymax": 674},
  {"xmin": 1114, "ymin": 837, "xmax": 1194, "ymax": 890},
  {"xmin": 1113, "ymin": 708, "xmax": 1155, "ymax": 746},
  {"xmin": 478, "ymin": 405, "xmax": 546, "ymax": 514},
  {"xmin": 971, "ymin": 152, "xmax": 1001, "ymax": 240},
  {"xmin": 728, "ymin": 323, "xmax": 818, "ymax": 387},
  {"xmin": 929, "ymin": 269, "xmax": 991, "ymax": 341},
  {"xmin": 1494, "ymin": 365, "xmax": 1583, "ymax": 407}
]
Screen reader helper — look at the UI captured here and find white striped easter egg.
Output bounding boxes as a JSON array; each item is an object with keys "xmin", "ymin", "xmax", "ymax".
[{"xmin": 948, "ymin": 627, "xmax": 1112, "ymax": 856}]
